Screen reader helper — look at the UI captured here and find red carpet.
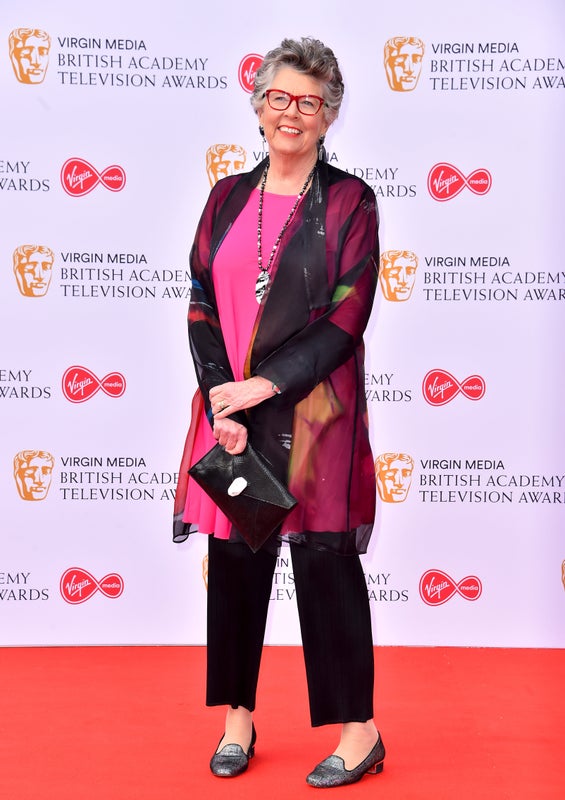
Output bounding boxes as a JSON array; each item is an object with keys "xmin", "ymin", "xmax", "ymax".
[{"xmin": 0, "ymin": 646, "xmax": 562, "ymax": 799}]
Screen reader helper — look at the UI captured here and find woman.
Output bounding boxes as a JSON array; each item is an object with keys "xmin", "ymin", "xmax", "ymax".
[{"xmin": 173, "ymin": 37, "xmax": 384, "ymax": 788}]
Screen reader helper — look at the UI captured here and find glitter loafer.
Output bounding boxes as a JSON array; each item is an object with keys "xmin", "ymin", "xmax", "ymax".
[
  {"xmin": 306, "ymin": 735, "xmax": 385, "ymax": 788},
  {"xmin": 209, "ymin": 723, "xmax": 256, "ymax": 778}
]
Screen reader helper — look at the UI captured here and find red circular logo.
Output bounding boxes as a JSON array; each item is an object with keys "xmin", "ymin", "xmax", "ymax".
[
  {"xmin": 62, "ymin": 366, "xmax": 126, "ymax": 403},
  {"xmin": 60, "ymin": 567, "xmax": 124, "ymax": 604},
  {"xmin": 238, "ymin": 53, "xmax": 263, "ymax": 93},
  {"xmin": 419, "ymin": 569, "xmax": 482, "ymax": 606},
  {"xmin": 61, "ymin": 157, "xmax": 126, "ymax": 197},
  {"xmin": 422, "ymin": 369, "xmax": 486, "ymax": 406},
  {"xmin": 427, "ymin": 162, "xmax": 491, "ymax": 202}
]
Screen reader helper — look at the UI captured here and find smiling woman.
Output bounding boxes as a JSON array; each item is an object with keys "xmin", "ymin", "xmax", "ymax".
[
  {"xmin": 173, "ymin": 36, "xmax": 383, "ymax": 788},
  {"xmin": 255, "ymin": 66, "xmax": 329, "ymax": 176}
]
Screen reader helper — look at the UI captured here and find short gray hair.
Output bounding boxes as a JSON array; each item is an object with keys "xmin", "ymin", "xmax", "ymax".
[{"xmin": 251, "ymin": 37, "xmax": 344, "ymax": 125}]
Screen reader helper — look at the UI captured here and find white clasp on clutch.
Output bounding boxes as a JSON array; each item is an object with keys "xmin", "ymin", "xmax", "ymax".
[{"xmin": 227, "ymin": 477, "xmax": 248, "ymax": 496}]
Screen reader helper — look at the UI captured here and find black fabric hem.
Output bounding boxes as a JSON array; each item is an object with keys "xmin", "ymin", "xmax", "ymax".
[
  {"xmin": 172, "ymin": 516, "xmax": 198, "ymax": 543},
  {"xmin": 174, "ymin": 521, "xmax": 373, "ymax": 556},
  {"xmin": 311, "ymin": 711, "xmax": 375, "ymax": 728},
  {"xmin": 205, "ymin": 699, "xmax": 255, "ymax": 713}
]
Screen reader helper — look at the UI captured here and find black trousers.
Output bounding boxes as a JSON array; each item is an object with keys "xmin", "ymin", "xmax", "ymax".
[{"xmin": 206, "ymin": 535, "xmax": 374, "ymax": 727}]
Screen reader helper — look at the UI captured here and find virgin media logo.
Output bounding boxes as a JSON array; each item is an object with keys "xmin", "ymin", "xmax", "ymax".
[
  {"xmin": 238, "ymin": 53, "xmax": 262, "ymax": 93},
  {"xmin": 423, "ymin": 369, "xmax": 486, "ymax": 406},
  {"xmin": 62, "ymin": 366, "xmax": 126, "ymax": 403},
  {"xmin": 427, "ymin": 162, "xmax": 492, "ymax": 201},
  {"xmin": 419, "ymin": 569, "xmax": 482, "ymax": 606},
  {"xmin": 60, "ymin": 567, "xmax": 124, "ymax": 604},
  {"xmin": 61, "ymin": 157, "xmax": 126, "ymax": 197}
]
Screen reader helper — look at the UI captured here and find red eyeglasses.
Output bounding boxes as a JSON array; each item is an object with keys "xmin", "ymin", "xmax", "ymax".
[{"xmin": 265, "ymin": 89, "xmax": 325, "ymax": 116}]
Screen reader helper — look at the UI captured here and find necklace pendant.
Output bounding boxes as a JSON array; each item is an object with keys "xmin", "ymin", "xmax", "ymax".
[{"xmin": 255, "ymin": 270, "xmax": 270, "ymax": 303}]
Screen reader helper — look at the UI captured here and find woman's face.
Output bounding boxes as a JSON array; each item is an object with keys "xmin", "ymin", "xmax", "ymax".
[{"xmin": 258, "ymin": 66, "xmax": 329, "ymax": 162}]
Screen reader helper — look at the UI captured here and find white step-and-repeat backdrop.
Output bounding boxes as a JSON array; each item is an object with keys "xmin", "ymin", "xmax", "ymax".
[{"xmin": 1, "ymin": 0, "xmax": 563, "ymax": 647}]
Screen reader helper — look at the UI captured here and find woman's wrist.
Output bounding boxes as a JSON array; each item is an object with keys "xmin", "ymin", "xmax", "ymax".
[{"xmin": 251, "ymin": 375, "xmax": 281, "ymax": 398}]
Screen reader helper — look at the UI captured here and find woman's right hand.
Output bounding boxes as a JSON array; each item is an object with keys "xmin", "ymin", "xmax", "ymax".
[{"xmin": 212, "ymin": 417, "xmax": 248, "ymax": 455}]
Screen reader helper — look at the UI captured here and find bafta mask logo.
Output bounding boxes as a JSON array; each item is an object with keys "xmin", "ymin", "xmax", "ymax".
[
  {"xmin": 14, "ymin": 449, "xmax": 55, "ymax": 501},
  {"xmin": 384, "ymin": 37, "xmax": 425, "ymax": 92},
  {"xmin": 206, "ymin": 144, "xmax": 246, "ymax": 187},
  {"xmin": 379, "ymin": 250, "xmax": 418, "ymax": 301},
  {"xmin": 375, "ymin": 452, "xmax": 414, "ymax": 503},
  {"xmin": 13, "ymin": 245, "xmax": 54, "ymax": 297},
  {"xmin": 9, "ymin": 28, "xmax": 51, "ymax": 84},
  {"xmin": 562, "ymin": 560, "xmax": 565, "ymax": 591}
]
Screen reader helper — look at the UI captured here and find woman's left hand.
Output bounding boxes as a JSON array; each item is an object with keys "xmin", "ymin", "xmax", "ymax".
[{"xmin": 209, "ymin": 376, "xmax": 275, "ymax": 419}]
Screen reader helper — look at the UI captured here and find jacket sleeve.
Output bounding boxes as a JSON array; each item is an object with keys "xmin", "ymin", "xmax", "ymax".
[{"xmin": 253, "ymin": 184, "xmax": 379, "ymax": 406}]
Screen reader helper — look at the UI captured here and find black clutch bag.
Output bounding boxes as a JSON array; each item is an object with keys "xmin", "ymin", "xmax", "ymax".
[{"xmin": 188, "ymin": 442, "xmax": 297, "ymax": 552}]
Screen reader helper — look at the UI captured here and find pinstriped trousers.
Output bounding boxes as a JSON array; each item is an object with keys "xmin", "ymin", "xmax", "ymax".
[{"xmin": 206, "ymin": 535, "xmax": 374, "ymax": 727}]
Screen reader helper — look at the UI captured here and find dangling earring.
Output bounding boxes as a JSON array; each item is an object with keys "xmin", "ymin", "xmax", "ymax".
[
  {"xmin": 318, "ymin": 134, "xmax": 327, "ymax": 162},
  {"xmin": 259, "ymin": 124, "xmax": 268, "ymax": 156}
]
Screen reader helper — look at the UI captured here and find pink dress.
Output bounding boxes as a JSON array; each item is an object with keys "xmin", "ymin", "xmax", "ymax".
[{"xmin": 182, "ymin": 189, "xmax": 299, "ymax": 538}]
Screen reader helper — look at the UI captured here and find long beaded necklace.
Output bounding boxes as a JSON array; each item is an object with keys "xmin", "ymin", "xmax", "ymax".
[{"xmin": 255, "ymin": 159, "xmax": 316, "ymax": 303}]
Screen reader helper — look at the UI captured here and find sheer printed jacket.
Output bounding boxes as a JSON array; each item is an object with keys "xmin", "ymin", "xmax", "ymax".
[{"xmin": 173, "ymin": 158, "xmax": 379, "ymax": 553}]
